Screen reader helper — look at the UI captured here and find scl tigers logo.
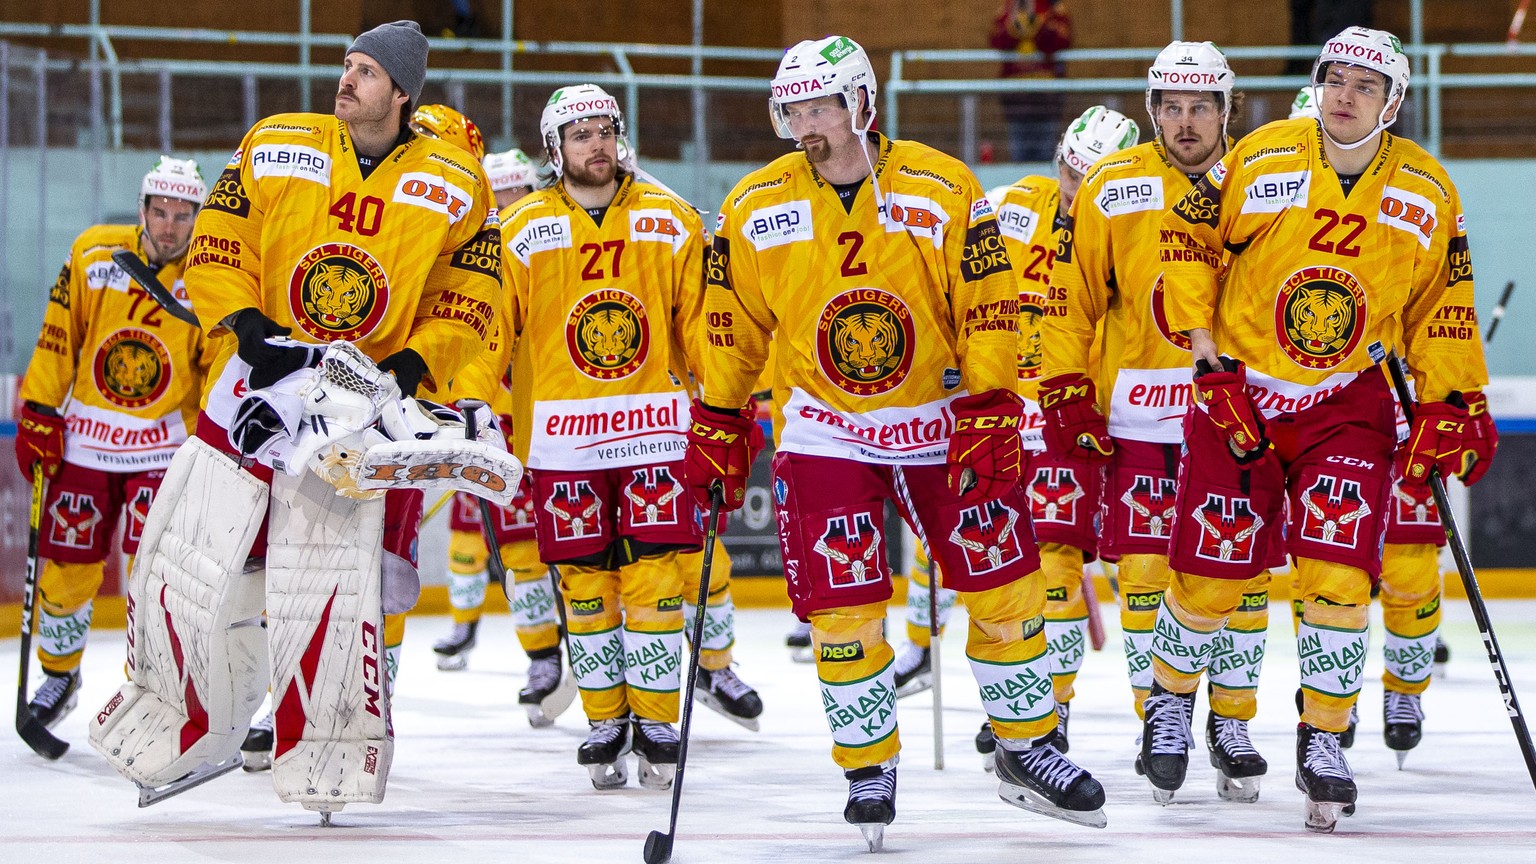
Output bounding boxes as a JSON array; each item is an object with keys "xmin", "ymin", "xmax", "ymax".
[
  {"xmin": 566, "ymin": 289, "xmax": 650, "ymax": 379},
  {"xmin": 93, "ymin": 329, "xmax": 172, "ymax": 408},
  {"xmin": 1275, "ymin": 266, "xmax": 1366, "ymax": 370},
  {"xmin": 1150, "ymin": 276, "xmax": 1192, "ymax": 350},
  {"xmin": 289, "ymin": 243, "xmax": 389, "ymax": 341},
  {"xmin": 1016, "ymin": 291, "xmax": 1045, "ymax": 380},
  {"xmin": 816, "ymin": 288, "xmax": 915, "ymax": 395}
]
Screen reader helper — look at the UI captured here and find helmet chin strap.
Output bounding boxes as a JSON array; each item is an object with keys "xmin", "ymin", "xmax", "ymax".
[
  {"xmin": 849, "ymin": 89, "xmax": 887, "ymax": 226},
  {"xmin": 1319, "ymin": 92, "xmax": 1400, "ymax": 152}
]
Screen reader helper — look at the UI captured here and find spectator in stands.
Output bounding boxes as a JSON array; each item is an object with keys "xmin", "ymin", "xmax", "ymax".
[{"xmin": 990, "ymin": 0, "xmax": 1073, "ymax": 162}]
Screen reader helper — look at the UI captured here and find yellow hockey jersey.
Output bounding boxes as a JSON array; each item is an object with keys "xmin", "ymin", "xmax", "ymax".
[
  {"xmin": 1161, "ymin": 119, "xmax": 1485, "ymax": 407},
  {"xmin": 185, "ymin": 113, "xmax": 501, "ymax": 421},
  {"xmin": 992, "ymin": 174, "xmax": 1063, "ymax": 451},
  {"xmin": 1046, "ymin": 140, "xmax": 1211, "ymax": 444},
  {"xmin": 22, "ymin": 225, "xmax": 210, "ymax": 472},
  {"xmin": 703, "ymin": 134, "xmax": 1017, "ymax": 465},
  {"xmin": 501, "ymin": 175, "xmax": 706, "ymax": 471}
]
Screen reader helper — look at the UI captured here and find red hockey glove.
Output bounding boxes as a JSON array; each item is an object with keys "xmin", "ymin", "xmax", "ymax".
[
  {"xmin": 684, "ymin": 400, "xmax": 764, "ymax": 511},
  {"xmin": 1038, "ymin": 373, "xmax": 1114, "ymax": 460},
  {"xmin": 1399, "ymin": 396, "xmax": 1470, "ymax": 492},
  {"xmin": 1194, "ymin": 357, "xmax": 1269, "ymax": 464},
  {"xmin": 1458, "ymin": 391, "xmax": 1497, "ymax": 486},
  {"xmin": 15, "ymin": 402, "xmax": 65, "ymax": 481},
  {"xmin": 946, "ymin": 388, "xmax": 1025, "ymax": 502}
]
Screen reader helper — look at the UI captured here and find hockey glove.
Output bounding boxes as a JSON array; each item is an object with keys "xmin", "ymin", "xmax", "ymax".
[
  {"xmin": 1038, "ymin": 373, "xmax": 1114, "ymax": 459},
  {"xmin": 1458, "ymin": 391, "xmax": 1497, "ymax": 486},
  {"xmin": 946, "ymin": 388, "xmax": 1025, "ymax": 502},
  {"xmin": 227, "ymin": 307, "xmax": 320, "ymax": 390},
  {"xmin": 1194, "ymin": 357, "xmax": 1269, "ymax": 464},
  {"xmin": 378, "ymin": 348, "xmax": 429, "ymax": 398},
  {"xmin": 1399, "ymin": 394, "xmax": 1470, "ymax": 492},
  {"xmin": 684, "ymin": 400, "xmax": 764, "ymax": 511},
  {"xmin": 15, "ymin": 402, "xmax": 65, "ymax": 481}
]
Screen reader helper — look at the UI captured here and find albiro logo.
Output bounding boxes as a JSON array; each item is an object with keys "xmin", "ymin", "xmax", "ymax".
[{"xmin": 821, "ymin": 37, "xmax": 859, "ymax": 65}]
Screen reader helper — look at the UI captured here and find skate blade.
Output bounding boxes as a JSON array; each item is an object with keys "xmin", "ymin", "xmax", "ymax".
[
  {"xmin": 790, "ymin": 647, "xmax": 816, "ymax": 664},
  {"xmin": 1216, "ymin": 772, "xmax": 1261, "ymax": 803},
  {"xmin": 1395, "ymin": 750, "xmax": 1408, "ymax": 770},
  {"xmin": 637, "ymin": 755, "xmax": 676, "ymax": 791},
  {"xmin": 693, "ymin": 687, "xmax": 762, "ymax": 732},
  {"xmin": 1305, "ymin": 800, "xmax": 1347, "ymax": 834},
  {"xmin": 436, "ymin": 654, "xmax": 468, "ymax": 671},
  {"xmin": 856, "ymin": 823, "xmax": 884, "ymax": 852},
  {"xmin": 585, "ymin": 760, "xmax": 628, "ymax": 790},
  {"xmin": 136, "ymin": 754, "xmax": 243, "ymax": 807},
  {"xmin": 997, "ymin": 781, "xmax": 1108, "ymax": 829},
  {"xmin": 240, "ymin": 750, "xmax": 273, "ymax": 772},
  {"xmin": 1151, "ymin": 786, "xmax": 1176, "ymax": 806},
  {"xmin": 894, "ymin": 672, "xmax": 933, "ymax": 699}
]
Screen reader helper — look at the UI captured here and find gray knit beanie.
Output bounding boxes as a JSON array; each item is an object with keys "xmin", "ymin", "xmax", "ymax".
[{"xmin": 346, "ymin": 20, "xmax": 429, "ymax": 107}]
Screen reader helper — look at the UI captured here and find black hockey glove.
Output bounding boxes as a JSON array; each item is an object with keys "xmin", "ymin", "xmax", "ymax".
[
  {"xmin": 227, "ymin": 307, "xmax": 319, "ymax": 390},
  {"xmin": 378, "ymin": 348, "xmax": 429, "ymax": 398}
]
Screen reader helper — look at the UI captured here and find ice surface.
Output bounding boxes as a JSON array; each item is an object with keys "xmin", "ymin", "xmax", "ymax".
[{"xmin": 4, "ymin": 598, "xmax": 1535, "ymax": 862}]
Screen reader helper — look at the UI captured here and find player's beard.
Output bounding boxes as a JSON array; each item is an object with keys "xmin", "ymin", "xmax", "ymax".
[
  {"xmin": 336, "ymin": 85, "xmax": 393, "ymax": 126},
  {"xmin": 801, "ymin": 135, "xmax": 832, "ymax": 163},
  {"xmin": 1165, "ymin": 132, "xmax": 1221, "ymax": 171},
  {"xmin": 565, "ymin": 154, "xmax": 617, "ymax": 189}
]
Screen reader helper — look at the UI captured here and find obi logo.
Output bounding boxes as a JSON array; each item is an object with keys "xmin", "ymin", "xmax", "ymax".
[
  {"xmin": 545, "ymin": 481, "xmax": 602, "ymax": 541},
  {"xmin": 1150, "ymin": 276, "xmax": 1193, "ymax": 350},
  {"xmin": 1300, "ymin": 475, "xmax": 1372, "ymax": 548},
  {"xmin": 1379, "ymin": 186, "xmax": 1437, "ymax": 249},
  {"xmin": 1027, "ymin": 466, "xmax": 1084, "ymax": 525},
  {"xmin": 949, "ymin": 500, "xmax": 1024, "ymax": 575},
  {"xmin": 623, "ymin": 466, "xmax": 683, "ymax": 526},
  {"xmin": 394, "ymin": 173, "xmax": 471, "ymax": 223},
  {"xmin": 1192, "ymin": 493, "xmax": 1264, "ymax": 563},
  {"xmin": 1123, "ymin": 475, "xmax": 1178, "ymax": 539},
  {"xmin": 814, "ymin": 512, "xmax": 883, "ymax": 588}
]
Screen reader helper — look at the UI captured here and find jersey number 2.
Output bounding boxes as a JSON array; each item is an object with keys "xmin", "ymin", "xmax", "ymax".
[{"xmin": 837, "ymin": 231, "xmax": 868, "ymax": 277}]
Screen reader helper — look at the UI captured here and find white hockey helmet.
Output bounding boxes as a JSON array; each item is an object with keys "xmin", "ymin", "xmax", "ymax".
[
  {"xmin": 1056, "ymin": 105, "xmax": 1140, "ymax": 177},
  {"xmin": 769, "ymin": 36, "xmax": 878, "ymax": 139},
  {"xmin": 140, "ymin": 155, "xmax": 207, "ymax": 207},
  {"xmin": 1289, "ymin": 85, "xmax": 1322, "ymax": 120},
  {"xmin": 483, "ymin": 148, "xmax": 537, "ymax": 193},
  {"xmin": 1310, "ymin": 27, "xmax": 1410, "ymax": 149},
  {"xmin": 1145, "ymin": 40, "xmax": 1235, "ymax": 131},
  {"xmin": 539, "ymin": 84, "xmax": 628, "ymax": 175}
]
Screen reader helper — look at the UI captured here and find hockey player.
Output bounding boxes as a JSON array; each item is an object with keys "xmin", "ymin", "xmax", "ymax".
[
  {"xmin": 686, "ymin": 37, "xmax": 1107, "ymax": 849},
  {"xmin": 15, "ymin": 156, "xmax": 209, "ymax": 732},
  {"xmin": 1154, "ymin": 27, "xmax": 1492, "ymax": 832},
  {"xmin": 500, "ymin": 84, "xmax": 708, "ymax": 791},
  {"xmin": 1043, "ymin": 43, "xmax": 1275, "ymax": 805},
  {"xmin": 90, "ymin": 20, "xmax": 502, "ymax": 815}
]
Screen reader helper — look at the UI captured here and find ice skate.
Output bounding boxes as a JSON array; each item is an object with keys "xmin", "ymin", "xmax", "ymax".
[
  {"xmin": 519, "ymin": 648, "xmax": 576, "ymax": 728},
  {"xmin": 844, "ymin": 759, "xmax": 897, "ymax": 852},
  {"xmin": 135, "ymin": 754, "xmax": 245, "ymax": 807},
  {"xmin": 240, "ymin": 710, "xmax": 274, "ymax": 772},
  {"xmin": 694, "ymin": 665, "xmax": 764, "ymax": 731},
  {"xmin": 432, "ymin": 619, "xmax": 479, "ymax": 671},
  {"xmin": 1383, "ymin": 690, "xmax": 1424, "ymax": 768},
  {"xmin": 632, "ymin": 717, "xmax": 679, "ymax": 791},
  {"xmin": 976, "ymin": 720, "xmax": 996, "ymax": 773},
  {"xmin": 1206, "ymin": 711, "xmax": 1267, "ymax": 803},
  {"xmin": 892, "ymin": 643, "xmax": 932, "ymax": 698},
  {"xmin": 1135, "ymin": 684, "xmax": 1195, "ymax": 804},
  {"xmin": 994, "ymin": 735, "xmax": 1107, "ymax": 828},
  {"xmin": 28, "ymin": 669, "xmax": 81, "ymax": 730},
  {"xmin": 1046, "ymin": 701, "xmax": 1071, "ymax": 754},
  {"xmin": 786, "ymin": 621, "xmax": 814, "ymax": 664},
  {"xmin": 1295, "ymin": 723, "xmax": 1356, "ymax": 833},
  {"xmin": 577, "ymin": 717, "xmax": 632, "ymax": 790}
]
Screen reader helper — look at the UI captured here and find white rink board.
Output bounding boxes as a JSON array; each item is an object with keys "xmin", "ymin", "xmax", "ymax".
[{"xmin": 4, "ymin": 600, "xmax": 1536, "ymax": 863}]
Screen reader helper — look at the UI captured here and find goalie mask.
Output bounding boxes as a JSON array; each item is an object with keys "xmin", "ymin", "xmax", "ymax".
[
  {"xmin": 539, "ymin": 84, "xmax": 630, "ymax": 177},
  {"xmin": 1056, "ymin": 105, "xmax": 1140, "ymax": 178},
  {"xmin": 484, "ymin": 147, "xmax": 537, "ymax": 193},
  {"xmin": 1145, "ymin": 41, "xmax": 1235, "ymax": 139},
  {"xmin": 769, "ymin": 35, "xmax": 877, "ymax": 140},
  {"xmin": 1311, "ymin": 26, "xmax": 1410, "ymax": 150},
  {"xmin": 411, "ymin": 104, "xmax": 486, "ymax": 161}
]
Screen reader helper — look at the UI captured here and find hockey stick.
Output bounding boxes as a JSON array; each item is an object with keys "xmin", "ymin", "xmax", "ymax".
[
  {"xmin": 458, "ymin": 400, "xmax": 509, "ymax": 599},
  {"xmin": 1485, "ymin": 281, "xmax": 1516, "ymax": 344},
  {"xmin": 421, "ymin": 491, "xmax": 455, "ymax": 525},
  {"xmin": 928, "ymin": 555, "xmax": 945, "ymax": 770},
  {"xmin": 1382, "ymin": 347, "xmax": 1536, "ymax": 794},
  {"xmin": 643, "ymin": 485, "xmax": 723, "ymax": 864},
  {"xmin": 110, "ymin": 249, "xmax": 200, "ymax": 327},
  {"xmin": 14, "ymin": 464, "xmax": 69, "ymax": 759}
]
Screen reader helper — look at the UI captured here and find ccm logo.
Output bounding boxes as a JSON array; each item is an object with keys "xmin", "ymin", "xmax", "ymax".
[
  {"xmin": 1326, "ymin": 455, "xmax": 1376, "ymax": 470},
  {"xmin": 96, "ymin": 691, "xmax": 125, "ymax": 725},
  {"xmin": 955, "ymin": 416, "xmax": 1019, "ymax": 431}
]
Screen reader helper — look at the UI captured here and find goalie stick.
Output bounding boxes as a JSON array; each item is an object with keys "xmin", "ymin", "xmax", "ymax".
[
  {"xmin": 14, "ymin": 466, "xmax": 70, "ymax": 760},
  {"xmin": 110, "ymin": 249, "xmax": 201, "ymax": 327}
]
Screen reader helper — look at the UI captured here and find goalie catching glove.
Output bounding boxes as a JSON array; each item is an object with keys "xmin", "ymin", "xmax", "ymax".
[
  {"xmin": 684, "ymin": 400, "xmax": 764, "ymax": 510},
  {"xmin": 946, "ymin": 388, "xmax": 1025, "ymax": 502},
  {"xmin": 1038, "ymin": 373, "xmax": 1113, "ymax": 459},
  {"xmin": 1194, "ymin": 357, "xmax": 1269, "ymax": 464}
]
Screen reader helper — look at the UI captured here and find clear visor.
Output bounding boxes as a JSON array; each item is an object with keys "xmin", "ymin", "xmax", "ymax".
[{"xmin": 769, "ymin": 86, "xmax": 864, "ymax": 140}]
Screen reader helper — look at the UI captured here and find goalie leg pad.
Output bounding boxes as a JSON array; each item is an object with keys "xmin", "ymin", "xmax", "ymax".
[
  {"xmin": 89, "ymin": 437, "xmax": 269, "ymax": 788},
  {"xmin": 265, "ymin": 467, "xmax": 391, "ymax": 810}
]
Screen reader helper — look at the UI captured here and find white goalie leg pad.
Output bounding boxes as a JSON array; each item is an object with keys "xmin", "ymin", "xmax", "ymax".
[
  {"xmin": 89, "ymin": 437, "xmax": 269, "ymax": 787},
  {"xmin": 265, "ymin": 467, "xmax": 391, "ymax": 810}
]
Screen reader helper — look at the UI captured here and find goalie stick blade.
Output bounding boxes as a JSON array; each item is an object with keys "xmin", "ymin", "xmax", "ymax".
[
  {"xmin": 110, "ymin": 250, "xmax": 201, "ymax": 327},
  {"xmin": 16, "ymin": 715, "xmax": 70, "ymax": 760},
  {"xmin": 136, "ymin": 754, "xmax": 243, "ymax": 807}
]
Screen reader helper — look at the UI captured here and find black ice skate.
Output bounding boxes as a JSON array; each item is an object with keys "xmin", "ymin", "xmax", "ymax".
[
  {"xmin": 1434, "ymin": 635, "xmax": 1450, "ymax": 677},
  {"xmin": 431, "ymin": 619, "xmax": 479, "ymax": 671},
  {"xmin": 1135, "ymin": 684, "xmax": 1195, "ymax": 804},
  {"xmin": 977, "ymin": 720, "xmax": 996, "ymax": 773},
  {"xmin": 1383, "ymin": 690, "xmax": 1425, "ymax": 768},
  {"xmin": 844, "ymin": 759, "xmax": 897, "ymax": 852},
  {"xmin": 28, "ymin": 669, "xmax": 81, "ymax": 730},
  {"xmin": 785, "ymin": 620, "xmax": 814, "ymax": 664},
  {"xmin": 632, "ymin": 717, "xmax": 680, "ymax": 791},
  {"xmin": 1296, "ymin": 686, "xmax": 1358, "ymax": 748},
  {"xmin": 694, "ymin": 665, "xmax": 764, "ymax": 731},
  {"xmin": 994, "ymin": 735, "xmax": 1107, "ymax": 828},
  {"xmin": 519, "ymin": 647, "xmax": 576, "ymax": 728},
  {"xmin": 1206, "ymin": 711, "xmax": 1267, "ymax": 803},
  {"xmin": 892, "ymin": 643, "xmax": 932, "ymax": 698},
  {"xmin": 1295, "ymin": 723, "xmax": 1357, "ymax": 833},
  {"xmin": 241, "ymin": 710, "xmax": 274, "ymax": 772},
  {"xmin": 577, "ymin": 716, "xmax": 632, "ymax": 790}
]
